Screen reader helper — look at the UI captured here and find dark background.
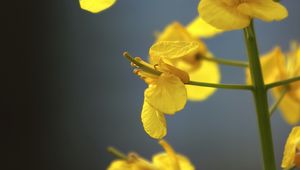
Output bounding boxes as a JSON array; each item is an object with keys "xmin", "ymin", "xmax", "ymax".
[{"xmin": 4, "ymin": 0, "xmax": 300, "ymax": 170}]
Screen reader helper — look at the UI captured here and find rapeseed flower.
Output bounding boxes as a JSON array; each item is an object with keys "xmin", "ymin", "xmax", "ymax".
[
  {"xmin": 282, "ymin": 127, "xmax": 300, "ymax": 170},
  {"xmin": 154, "ymin": 21, "xmax": 221, "ymax": 101},
  {"xmin": 198, "ymin": 0, "xmax": 288, "ymax": 30},
  {"xmin": 246, "ymin": 43, "xmax": 300, "ymax": 124},
  {"xmin": 79, "ymin": 0, "xmax": 116, "ymax": 13},
  {"xmin": 107, "ymin": 140, "xmax": 195, "ymax": 170},
  {"xmin": 126, "ymin": 41, "xmax": 199, "ymax": 139}
]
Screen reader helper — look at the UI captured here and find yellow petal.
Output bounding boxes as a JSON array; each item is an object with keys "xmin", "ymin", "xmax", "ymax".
[
  {"xmin": 149, "ymin": 41, "xmax": 200, "ymax": 60},
  {"xmin": 141, "ymin": 101, "xmax": 167, "ymax": 139},
  {"xmin": 184, "ymin": 53, "xmax": 221, "ymax": 101},
  {"xmin": 107, "ymin": 160, "xmax": 132, "ymax": 170},
  {"xmin": 186, "ymin": 16, "xmax": 223, "ymax": 38},
  {"xmin": 198, "ymin": 0, "xmax": 250, "ymax": 30},
  {"xmin": 237, "ymin": 0, "xmax": 288, "ymax": 22},
  {"xmin": 145, "ymin": 73, "xmax": 187, "ymax": 114},
  {"xmin": 273, "ymin": 89, "xmax": 300, "ymax": 125},
  {"xmin": 281, "ymin": 127, "xmax": 300, "ymax": 169},
  {"xmin": 79, "ymin": 0, "xmax": 116, "ymax": 13},
  {"xmin": 154, "ymin": 22, "xmax": 207, "ymax": 62},
  {"xmin": 152, "ymin": 141, "xmax": 195, "ymax": 170}
]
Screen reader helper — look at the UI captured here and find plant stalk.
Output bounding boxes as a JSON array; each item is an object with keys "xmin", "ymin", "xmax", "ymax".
[{"xmin": 243, "ymin": 22, "xmax": 276, "ymax": 170}]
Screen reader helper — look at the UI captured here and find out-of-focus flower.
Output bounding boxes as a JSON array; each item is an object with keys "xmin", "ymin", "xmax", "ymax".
[
  {"xmin": 186, "ymin": 17, "xmax": 223, "ymax": 38},
  {"xmin": 126, "ymin": 41, "xmax": 199, "ymax": 139},
  {"xmin": 79, "ymin": 0, "xmax": 116, "ymax": 13},
  {"xmin": 107, "ymin": 140, "xmax": 195, "ymax": 170},
  {"xmin": 107, "ymin": 152, "xmax": 157, "ymax": 170},
  {"xmin": 198, "ymin": 0, "xmax": 288, "ymax": 30},
  {"xmin": 282, "ymin": 127, "xmax": 300, "ymax": 170},
  {"xmin": 155, "ymin": 21, "xmax": 221, "ymax": 101},
  {"xmin": 246, "ymin": 42, "xmax": 300, "ymax": 124}
]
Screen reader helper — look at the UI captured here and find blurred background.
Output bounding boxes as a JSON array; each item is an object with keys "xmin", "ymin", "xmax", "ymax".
[{"xmin": 4, "ymin": 0, "xmax": 300, "ymax": 170}]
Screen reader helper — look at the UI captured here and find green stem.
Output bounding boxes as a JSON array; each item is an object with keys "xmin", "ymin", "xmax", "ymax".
[
  {"xmin": 202, "ymin": 56, "xmax": 249, "ymax": 67},
  {"xmin": 243, "ymin": 21, "xmax": 276, "ymax": 170},
  {"xmin": 266, "ymin": 76, "xmax": 300, "ymax": 90},
  {"xmin": 186, "ymin": 81, "xmax": 253, "ymax": 90},
  {"xmin": 107, "ymin": 146, "xmax": 128, "ymax": 160},
  {"xmin": 269, "ymin": 88, "xmax": 287, "ymax": 116}
]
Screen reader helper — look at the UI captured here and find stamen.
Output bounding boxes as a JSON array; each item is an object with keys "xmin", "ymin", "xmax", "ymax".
[
  {"xmin": 123, "ymin": 51, "xmax": 162, "ymax": 76},
  {"xmin": 133, "ymin": 69, "xmax": 140, "ymax": 75},
  {"xmin": 131, "ymin": 62, "xmax": 137, "ymax": 67}
]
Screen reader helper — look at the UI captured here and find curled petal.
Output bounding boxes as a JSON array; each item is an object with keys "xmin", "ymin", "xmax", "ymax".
[
  {"xmin": 141, "ymin": 101, "xmax": 167, "ymax": 139},
  {"xmin": 79, "ymin": 0, "xmax": 116, "ymax": 13},
  {"xmin": 145, "ymin": 73, "xmax": 187, "ymax": 114},
  {"xmin": 158, "ymin": 60, "xmax": 190, "ymax": 83}
]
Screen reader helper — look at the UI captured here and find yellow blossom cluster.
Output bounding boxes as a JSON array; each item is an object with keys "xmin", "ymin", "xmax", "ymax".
[{"xmin": 77, "ymin": 0, "xmax": 300, "ymax": 170}]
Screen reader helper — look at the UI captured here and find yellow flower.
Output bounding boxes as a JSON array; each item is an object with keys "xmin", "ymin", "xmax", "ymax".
[
  {"xmin": 246, "ymin": 43, "xmax": 300, "ymax": 124},
  {"xmin": 107, "ymin": 153, "xmax": 157, "ymax": 170},
  {"xmin": 152, "ymin": 140, "xmax": 195, "ymax": 170},
  {"xmin": 198, "ymin": 0, "xmax": 288, "ymax": 30},
  {"xmin": 79, "ymin": 0, "xmax": 116, "ymax": 13},
  {"xmin": 126, "ymin": 41, "xmax": 199, "ymax": 139},
  {"xmin": 282, "ymin": 127, "xmax": 300, "ymax": 170},
  {"xmin": 155, "ymin": 21, "xmax": 221, "ymax": 101},
  {"xmin": 107, "ymin": 140, "xmax": 195, "ymax": 170}
]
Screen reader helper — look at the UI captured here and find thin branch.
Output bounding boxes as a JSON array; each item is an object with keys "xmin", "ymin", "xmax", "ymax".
[
  {"xmin": 269, "ymin": 88, "xmax": 287, "ymax": 116},
  {"xmin": 186, "ymin": 81, "xmax": 253, "ymax": 90},
  {"xmin": 266, "ymin": 76, "xmax": 300, "ymax": 90},
  {"xmin": 202, "ymin": 56, "xmax": 249, "ymax": 68}
]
